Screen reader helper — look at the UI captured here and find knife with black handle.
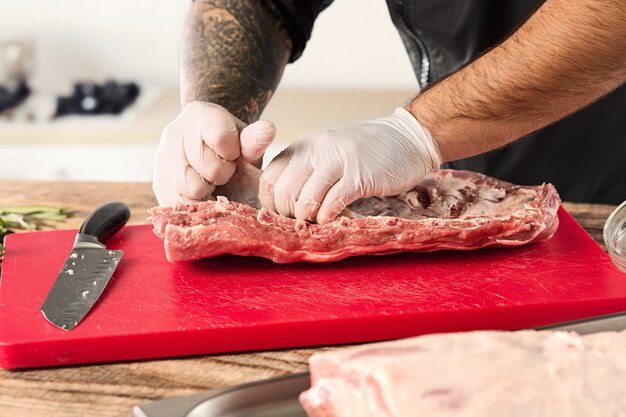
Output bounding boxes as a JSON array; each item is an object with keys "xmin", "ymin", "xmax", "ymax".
[{"xmin": 41, "ymin": 201, "xmax": 130, "ymax": 331}]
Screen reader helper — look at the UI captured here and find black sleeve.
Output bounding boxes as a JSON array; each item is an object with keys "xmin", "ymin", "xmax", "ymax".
[{"xmin": 264, "ymin": 0, "xmax": 333, "ymax": 62}]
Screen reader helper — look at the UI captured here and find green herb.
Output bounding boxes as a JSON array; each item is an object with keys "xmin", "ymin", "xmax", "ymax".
[{"xmin": 0, "ymin": 206, "xmax": 72, "ymax": 270}]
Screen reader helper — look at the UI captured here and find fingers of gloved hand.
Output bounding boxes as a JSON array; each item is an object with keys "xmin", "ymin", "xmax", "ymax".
[
  {"xmin": 293, "ymin": 170, "xmax": 342, "ymax": 221},
  {"xmin": 183, "ymin": 132, "xmax": 237, "ymax": 186},
  {"xmin": 160, "ymin": 126, "xmax": 214, "ymax": 201},
  {"xmin": 316, "ymin": 179, "xmax": 361, "ymax": 225},
  {"xmin": 272, "ymin": 159, "xmax": 314, "ymax": 218},
  {"xmin": 198, "ymin": 104, "xmax": 244, "ymax": 162},
  {"xmin": 258, "ymin": 147, "xmax": 293, "ymax": 212},
  {"xmin": 153, "ymin": 153, "xmax": 204, "ymax": 206},
  {"xmin": 158, "ymin": 125, "xmax": 207, "ymax": 203},
  {"xmin": 240, "ymin": 120, "xmax": 276, "ymax": 164},
  {"xmin": 162, "ymin": 127, "xmax": 216, "ymax": 201},
  {"xmin": 174, "ymin": 165, "xmax": 216, "ymax": 201}
]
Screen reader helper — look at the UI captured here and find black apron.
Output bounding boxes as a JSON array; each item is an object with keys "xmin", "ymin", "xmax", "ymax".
[{"xmin": 386, "ymin": 0, "xmax": 626, "ymax": 204}]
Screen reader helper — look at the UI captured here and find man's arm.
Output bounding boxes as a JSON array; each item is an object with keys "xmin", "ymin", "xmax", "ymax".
[
  {"xmin": 180, "ymin": 0, "xmax": 292, "ymax": 123},
  {"xmin": 409, "ymin": 0, "xmax": 626, "ymax": 162},
  {"xmin": 153, "ymin": 0, "xmax": 292, "ymax": 206},
  {"xmin": 258, "ymin": 0, "xmax": 625, "ymax": 223}
]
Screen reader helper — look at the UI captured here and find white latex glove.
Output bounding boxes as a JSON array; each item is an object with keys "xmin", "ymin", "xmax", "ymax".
[
  {"xmin": 259, "ymin": 108, "xmax": 441, "ymax": 224},
  {"xmin": 153, "ymin": 101, "xmax": 276, "ymax": 206}
]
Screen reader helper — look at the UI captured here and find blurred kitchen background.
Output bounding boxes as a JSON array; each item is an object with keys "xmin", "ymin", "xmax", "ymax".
[{"xmin": 0, "ymin": 0, "xmax": 418, "ymax": 182}]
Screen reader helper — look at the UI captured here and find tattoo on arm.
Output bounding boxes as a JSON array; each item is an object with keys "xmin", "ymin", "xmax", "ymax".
[{"xmin": 181, "ymin": 0, "xmax": 292, "ymax": 123}]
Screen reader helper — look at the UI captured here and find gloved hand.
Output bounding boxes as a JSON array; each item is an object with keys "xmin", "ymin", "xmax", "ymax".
[
  {"xmin": 259, "ymin": 107, "xmax": 442, "ymax": 224},
  {"xmin": 153, "ymin": 101, "xmax": 276, "ymax": 206}
]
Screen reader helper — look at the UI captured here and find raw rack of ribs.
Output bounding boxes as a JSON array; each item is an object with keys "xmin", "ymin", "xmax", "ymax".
[
  {"xmin": 150, "ymin": 169, "xmax": 560, "ymax": 263},
  {"xmin": 299, "ymin": 329, "xmax": 626, "ymax": 417}
]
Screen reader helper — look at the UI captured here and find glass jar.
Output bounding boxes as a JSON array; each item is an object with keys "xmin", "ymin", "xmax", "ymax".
[{"xmin": 604, "ymin": 200, "xmax": 626, "ymax": 273}]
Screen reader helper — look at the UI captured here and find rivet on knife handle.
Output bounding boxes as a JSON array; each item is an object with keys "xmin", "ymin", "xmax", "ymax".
[{"xmin": 41, "ymin": 202, "xmax": 131, "ymax": 331}]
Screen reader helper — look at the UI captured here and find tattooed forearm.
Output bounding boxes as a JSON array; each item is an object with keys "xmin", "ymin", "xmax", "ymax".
[{"xmin": 181, "ymin": 0, "xmax": 292, "ymax": 123}]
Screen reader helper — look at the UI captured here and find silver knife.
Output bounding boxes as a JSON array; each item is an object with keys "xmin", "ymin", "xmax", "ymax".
[{"xmin": 41, "ymin": 201, "xmax": 130, "ymax": 331}]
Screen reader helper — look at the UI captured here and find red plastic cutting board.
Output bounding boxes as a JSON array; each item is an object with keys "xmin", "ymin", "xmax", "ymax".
[{"xmin": 1, "ymin": 207, "xmax": 625, "ymax": 369}]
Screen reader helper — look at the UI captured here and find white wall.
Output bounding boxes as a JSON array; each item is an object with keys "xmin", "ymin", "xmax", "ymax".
[
  {"xmin": 0, "ymin": 0, "xmax": 418, "ymax": 90},
  {"xmin": 0, "ymin": 1, "xmax": 420, "ymax": 182},
  {"xmin": 281, "ymin": 0, "xmax": 418, "ymax": 88}
]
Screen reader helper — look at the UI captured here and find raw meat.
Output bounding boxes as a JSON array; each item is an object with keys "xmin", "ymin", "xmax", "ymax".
[
  {"xmin": 149, "ymin": 170, "xmax": 560, "ymax": 263},
  {"xmin": 299, "ymin": 330, "xmax": 626, "ymax": 417}
]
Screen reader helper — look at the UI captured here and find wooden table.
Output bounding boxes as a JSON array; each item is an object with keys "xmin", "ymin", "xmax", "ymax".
[{"xmin": 0, "ymin": 180, "xmax": 617, "ymax": 417}]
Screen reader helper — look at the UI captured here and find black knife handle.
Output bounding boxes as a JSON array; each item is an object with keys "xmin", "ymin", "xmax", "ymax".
[{"xmin": 78, "ymin": 202, "xmax": 131, "ymax": 243}]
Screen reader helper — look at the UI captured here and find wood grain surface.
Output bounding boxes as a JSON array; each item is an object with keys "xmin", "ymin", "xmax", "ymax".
[{"xmin": 0, "ymin": 179, "xmax": 619, "ymax": 417}]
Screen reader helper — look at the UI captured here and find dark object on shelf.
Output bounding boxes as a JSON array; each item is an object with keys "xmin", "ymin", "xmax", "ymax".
[
  {"xmin": 54, "ymin": 81, "xmax": 140, "ymax": 117},
  {"xmin": 0, "ymin": 80, "xmax": 30, "ymax": 114}
]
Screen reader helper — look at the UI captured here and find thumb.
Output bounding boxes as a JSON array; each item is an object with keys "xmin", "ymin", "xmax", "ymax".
[{"xmin": 240, "ymin": 120, "xmax": 276, "ymax": 164}]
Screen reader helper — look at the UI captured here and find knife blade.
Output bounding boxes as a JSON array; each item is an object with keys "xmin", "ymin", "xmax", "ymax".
[{"xmin": 41, "ymin": 201, "xmax": 130, "ymax": 331}]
